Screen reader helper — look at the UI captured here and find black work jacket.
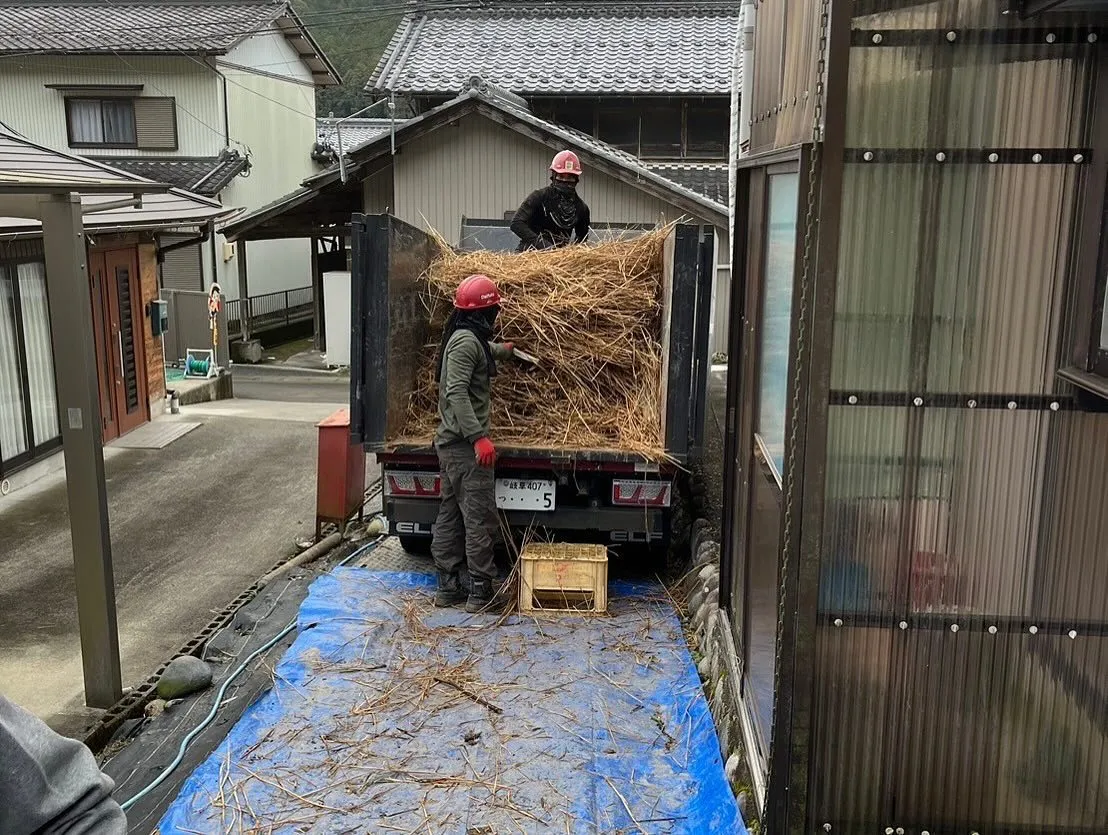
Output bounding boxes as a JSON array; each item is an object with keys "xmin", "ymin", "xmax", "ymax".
[{"xmin": 510, "ymin": 186, "xmax": 591, "ymax": 251}]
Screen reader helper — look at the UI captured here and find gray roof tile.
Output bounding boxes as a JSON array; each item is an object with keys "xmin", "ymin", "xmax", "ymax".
[
  {"xmin": 369, "ymin": 3, "xmax": 741, "ymax": 96},
  {"xmin": 0, "ymin": 1, "xmax": 286, "ymax": 54},
  {"xmin": 87, "ymin": 153, "xmax": 250, "ymax": 196},
  {"xmin": 315, "ymin": 118, "xmax": 395, "ymax": 155},
  {"xmin": 646, "ymin": 163, "xmax": 729, "ymax": 205}
]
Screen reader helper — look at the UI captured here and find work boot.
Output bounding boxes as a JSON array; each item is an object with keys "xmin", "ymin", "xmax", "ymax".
[
  {"xmin": 434, "ymin": 572, "xmax": 467, "ymax": 608},
  {"xmin": 465, "ymin": 577, "xmax": 509, "ymax": 614}
]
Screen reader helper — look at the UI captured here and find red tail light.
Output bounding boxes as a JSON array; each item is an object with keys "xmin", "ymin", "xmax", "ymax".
[
  {"xmin": 385, "ymin": 471, "xmax": 442, "ymax": 498},
  {"xmin": 611, "ymin": 480, "xmax": 672, "ymax": 508}
]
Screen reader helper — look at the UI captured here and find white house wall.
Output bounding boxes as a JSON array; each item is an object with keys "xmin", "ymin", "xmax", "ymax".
[
  {"xmin": 0, "ymin": 55, "xmax": 223, "ymax": 157},
  {"xmin": 220, "ymin": 28, "xmax": 314, "ymax": 84},
  {"xmin": 214, "ymin": 65, "xmax": 317, "ymax": 298}
]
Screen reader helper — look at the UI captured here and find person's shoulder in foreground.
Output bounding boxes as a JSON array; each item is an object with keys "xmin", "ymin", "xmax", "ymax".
[{"xmin": 0, "ymin": 694, "xmax": 127, "ymax": 834}]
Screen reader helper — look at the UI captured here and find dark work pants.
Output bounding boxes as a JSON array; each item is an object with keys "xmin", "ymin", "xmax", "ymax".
[{"xmin": 432, "ymin": 443, "xmax": 498, "ymax": 582}]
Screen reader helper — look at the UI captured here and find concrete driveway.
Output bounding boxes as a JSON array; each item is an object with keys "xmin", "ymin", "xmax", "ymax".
[{"xmin": 0, "ymin": 394, "xmax": 354, "ymax": 735}]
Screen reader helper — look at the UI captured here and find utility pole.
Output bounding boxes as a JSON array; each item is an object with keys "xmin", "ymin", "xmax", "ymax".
[{"xmin": 39, "ymin": 193, "xmax": 122, "ymax": 708}]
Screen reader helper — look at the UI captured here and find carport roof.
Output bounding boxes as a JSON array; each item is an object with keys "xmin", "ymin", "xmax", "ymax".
[{"xmin": 0, "ymin": 126, "xmax": 240, "ymax": 234}]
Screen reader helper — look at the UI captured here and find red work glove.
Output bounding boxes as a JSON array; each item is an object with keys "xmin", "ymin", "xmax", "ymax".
[
  {"xmin": 503, "ymin": 342, "xmax": 514, "ymax": 353},
  {"xmin": 474, "ymin": 437, "xmax": 497, "ymax": 468}
]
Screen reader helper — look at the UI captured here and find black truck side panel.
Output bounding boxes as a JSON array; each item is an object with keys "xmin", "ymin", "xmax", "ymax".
[
  {"xmin": 689, "ymin": 226, "xmax": 715, "ymax": 456},
  {"xmin": 350, "ymin": 213, "xmax": 438, "ymax": 450},
  {"xmin": 664, "ymin": 224, "xmax": 702, "ymax": 460}
]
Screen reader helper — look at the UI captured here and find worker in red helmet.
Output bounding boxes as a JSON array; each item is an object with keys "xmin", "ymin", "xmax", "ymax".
[
  {"xmin": 431, "ymin": 274, "xmax": 523, "ymax": 612},
  {"xmin": 510, "ymin": 150, "xmax": 592, "ymax": 251}
]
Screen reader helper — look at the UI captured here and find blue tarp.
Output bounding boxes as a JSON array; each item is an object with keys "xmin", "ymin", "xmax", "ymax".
[{"xmin": 160, "ymin": 569, "xmax": 745, "ymax": 834}]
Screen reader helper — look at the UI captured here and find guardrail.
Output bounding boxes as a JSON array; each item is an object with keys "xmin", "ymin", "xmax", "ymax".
[{"xmin": 226, "ymin": 286, "xmax": 313, "ymax": 339}]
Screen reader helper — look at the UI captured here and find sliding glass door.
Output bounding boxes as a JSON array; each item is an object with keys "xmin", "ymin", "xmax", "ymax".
[{"xmin": 0, "ymin": 259, "xmax": 60, "ymax": 475}]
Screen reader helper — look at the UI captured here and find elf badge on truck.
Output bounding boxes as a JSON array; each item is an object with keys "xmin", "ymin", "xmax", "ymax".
[{"xmin": 348, "ymin": 214, "xmax": 713, "ymax": 560}]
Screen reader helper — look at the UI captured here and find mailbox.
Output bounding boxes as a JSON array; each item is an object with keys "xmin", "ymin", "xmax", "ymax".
[{"xmin": 149, "ymin": 299, "xmax": 169, "ymax": 336}]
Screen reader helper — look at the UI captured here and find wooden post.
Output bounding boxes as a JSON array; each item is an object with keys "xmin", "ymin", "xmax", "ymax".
[
  {"xmin": 311, "ymin": 237, "xmax": 324, "ymax": 351},
  {"xmin": 236, "ymin": 238, "xmax": 251, "ymax": 341}
]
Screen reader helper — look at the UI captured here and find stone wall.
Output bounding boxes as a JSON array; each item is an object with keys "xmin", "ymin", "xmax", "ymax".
[{"xmin": 683, "ymin": 466, "xmax": 759, "ymax": 830}]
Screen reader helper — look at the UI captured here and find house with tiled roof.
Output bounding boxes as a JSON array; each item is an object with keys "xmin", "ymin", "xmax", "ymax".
[
  {"xmin": 0, "ymin": 0, "xmax": 339, "ymax": 306},
  {"xmin": 220, "ymin": 81, "xmax": 734, "ymax": 359},
  {"xmin": 369, "ymin": 2, "xmax": 738, "ymax": 169},
  {"xmin": 366, "ymin": 1, "xmax": 740, "ymax": 346}
]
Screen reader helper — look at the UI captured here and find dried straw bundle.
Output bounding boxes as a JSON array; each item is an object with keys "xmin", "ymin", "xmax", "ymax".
[{"xmin": 396, "ymin": 227, "xmax": 671, "ymax": 458}]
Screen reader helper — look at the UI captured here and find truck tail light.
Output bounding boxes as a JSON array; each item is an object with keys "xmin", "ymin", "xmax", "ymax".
[
  {"xmin": 385, "ymin": 471, "xmax": 442, "ymax": 499},
  {"xmin": 611, "ymin": 480, "xmax": 672, "ymax": 508}
]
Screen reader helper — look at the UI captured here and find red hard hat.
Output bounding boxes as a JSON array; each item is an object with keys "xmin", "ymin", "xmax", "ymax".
[
  {"xmin": 550, "ymin": 150, "xmax": 582, "ymax": 177},
  {"xmin": 454, "ymin": 274, "xmax": 501, "ymax": 310}
]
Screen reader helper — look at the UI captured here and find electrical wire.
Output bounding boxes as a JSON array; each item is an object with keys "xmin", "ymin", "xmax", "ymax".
[{"xmin": 116, "ymin": 529, "xmax": 386, "ymax": 813}]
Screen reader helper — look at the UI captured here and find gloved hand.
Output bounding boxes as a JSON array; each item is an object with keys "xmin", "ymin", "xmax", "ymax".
[
  {"xmin": 503, "ymin": 342, "xmax": 514, "ymax": 354},
  {"xmin": 474, "ymin": 437, "xmax": 497, "ymax": 468}
]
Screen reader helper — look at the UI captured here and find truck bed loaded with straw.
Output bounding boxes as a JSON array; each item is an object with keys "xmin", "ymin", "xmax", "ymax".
[{"xmin": 348, "ymin": 214, "xmax": 714, "ymax": 560}]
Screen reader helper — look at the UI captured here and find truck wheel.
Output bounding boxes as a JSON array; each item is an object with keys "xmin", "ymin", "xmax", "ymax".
[{"xmin": 399, "ymin": 536, "xmax": 432, "ymax": 558}]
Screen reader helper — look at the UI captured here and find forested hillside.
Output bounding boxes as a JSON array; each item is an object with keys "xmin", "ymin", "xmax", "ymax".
[{"xmin": 291, "ymin": 0, "xmax": 404, "ymax": 116}]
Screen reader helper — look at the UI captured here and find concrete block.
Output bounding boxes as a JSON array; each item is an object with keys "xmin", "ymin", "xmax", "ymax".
[
  {"xmin": 176, "ymin": 372, "xmax": 233, "ymax": 406},
  {"xmin": 232, "ymin": 339, "xmax": 264, "ymax": 364}
]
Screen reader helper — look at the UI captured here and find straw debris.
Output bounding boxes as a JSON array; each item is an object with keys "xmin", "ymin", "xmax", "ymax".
[{"xmin": 396, "ymin": 226, "xmax": 673, "ymax": 459}]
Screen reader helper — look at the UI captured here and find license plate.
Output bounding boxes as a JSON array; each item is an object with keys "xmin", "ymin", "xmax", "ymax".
[{"xmin": 495, "ymin": 478, "xmax": 556, "ymax": 511}]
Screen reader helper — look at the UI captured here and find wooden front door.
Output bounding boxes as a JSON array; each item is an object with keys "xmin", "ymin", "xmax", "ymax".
[{"xmin": 88, "ymin": 247, "xmax": 147, "ymax": 441}]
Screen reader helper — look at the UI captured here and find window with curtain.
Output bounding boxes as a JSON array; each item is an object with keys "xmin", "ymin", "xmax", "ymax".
[
  {"xmin": 0, "ymin": 271, "xmax": 28, "ymax": 464},
  {"xmin": 17, "ymin": 263, "xmax": 59, "ymax": 446},
  {"xmin": 67, "ymin": 98, "xmax": 136, "ymax": 146}
]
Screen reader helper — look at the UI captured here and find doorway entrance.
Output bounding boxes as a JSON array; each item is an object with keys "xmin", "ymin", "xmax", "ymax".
[{"xmin": 88, "ymin": 247, "xmax": 147, "ymax": 442}]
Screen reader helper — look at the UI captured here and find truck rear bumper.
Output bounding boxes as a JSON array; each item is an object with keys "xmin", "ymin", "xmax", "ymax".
[{"xmin": 386, "ymin": 498, "xmax": 665, "ymax": 541}]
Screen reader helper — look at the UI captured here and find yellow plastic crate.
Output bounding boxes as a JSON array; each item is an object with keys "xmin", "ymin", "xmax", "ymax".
[{"xmin": 519, "ymin": 542, "xmax": 608, "ymax": 614}]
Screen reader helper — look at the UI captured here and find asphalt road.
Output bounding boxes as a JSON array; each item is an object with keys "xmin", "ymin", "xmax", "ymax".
[
  {"xmin": 231, "ymin": 364, "xmax": 350, "ymax": 404},
  {"xmin": 0, "ymin": 389, "xmax": 351, "ymax": 734}
]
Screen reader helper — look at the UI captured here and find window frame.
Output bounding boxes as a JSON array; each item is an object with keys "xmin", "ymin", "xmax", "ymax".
[
  {"xmin": 719, "ymin": 144, "xmax": 811, "ymax": 788},
  {"xmin": 1058, "ymin": 50, "xmax": 1108, "ymax": 397},
  {"xmin": 64, "ymin": 97, "xmax": 138, "ymax": 149}
]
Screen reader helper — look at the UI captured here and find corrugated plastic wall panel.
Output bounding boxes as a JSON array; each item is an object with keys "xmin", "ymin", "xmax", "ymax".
[{"xmin": 807, "ymin": 1, "xmax": 1108, "ymax": 831}]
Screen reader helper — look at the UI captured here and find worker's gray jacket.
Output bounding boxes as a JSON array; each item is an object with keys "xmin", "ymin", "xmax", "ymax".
[
  {"xmin": 0, "ymin": 695, "xmax": 127, "ymax": 834},
  {"xmin": 435, "ymin": 330, "xmax": 512, "ymax": 447}
]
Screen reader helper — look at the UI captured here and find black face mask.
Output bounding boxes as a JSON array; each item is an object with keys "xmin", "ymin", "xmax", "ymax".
[
  {"xmin": 552, "ymin": 179, "xmax": 577, "ymax": 194},
  {"xmin": 435, "ymin": 306, "xmax": 500, "ymax": 382}
]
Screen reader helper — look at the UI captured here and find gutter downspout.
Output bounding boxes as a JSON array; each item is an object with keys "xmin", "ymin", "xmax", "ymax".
[
  {"xmin": 738, "ymin": 0, "xmax": 755, "ymax": 159},
  {"xmin": 158, "ymin": 221, "xmax": 213, "ymax": 264}
]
